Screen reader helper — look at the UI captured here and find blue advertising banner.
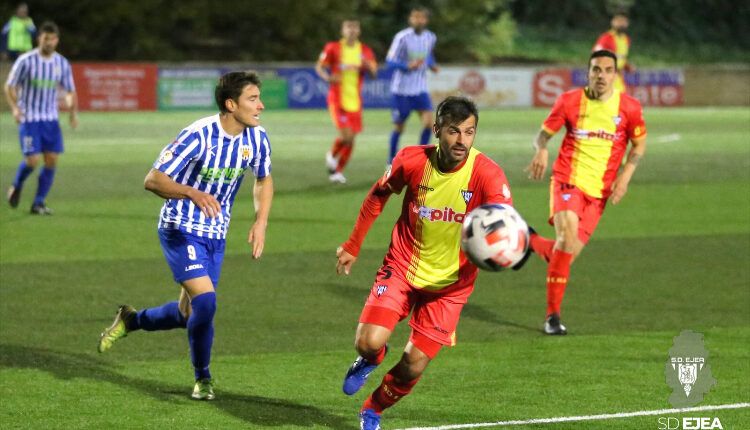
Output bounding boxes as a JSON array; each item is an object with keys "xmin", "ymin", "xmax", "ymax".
[{"xmin": 276, "ymin": 67, "xmax": 393, "ymax": 109}]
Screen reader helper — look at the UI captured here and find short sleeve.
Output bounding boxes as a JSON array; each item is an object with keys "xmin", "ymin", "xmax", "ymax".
[
  {"xmin": 251, "ymin": 129, "xmax": 272, "ymax": 179},
  {"xmin": 478, "ymin": 157, "xmax": 513, "ymax": 206},
  {"xmin": 6, "ymin": 57, "xmax": 27, "ymax": 87},
  {"xmin": 593, "ymin": 33, "xmax": 615, "ymax": 52},
  {"xmin": 627, "ymin": 100, "xmax": 647, "ymax": 140},
  {"xmin": 60, "ymin": 58, "xmax": 75, "ymax": 92},
  {"xmin": 153, "ymin": 128, "xmax": 204, "ymax": 176},
  {"xmin": 318, "ymin": 42, "xmax": 336, "ymax": 67},
  {"xmin": 386, "ymin": 33, "xmax": 405, "ymax": 62},
  {"xmin": 362, "ymin": 44, "xmax": 376, "ymax": 63},
  {"xmin": 542, "ymin": 94, "xmax": 566, "ymax": 135}
]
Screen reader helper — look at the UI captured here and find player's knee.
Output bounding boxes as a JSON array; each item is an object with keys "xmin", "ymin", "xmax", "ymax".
[
  {"xmin": 25, "ymin": 156, "xmax": 39, "ymax": 169},
  {"xmin": 189, "ymin": 291, "xmax": 216, "ymax": 325},
  {"xmin": 355, "ymin": 332, "xmax": 386, "ymax": 357},
  {"xmin": 393, "ymin": 123, "xmax": 405, "ymax": 133}
]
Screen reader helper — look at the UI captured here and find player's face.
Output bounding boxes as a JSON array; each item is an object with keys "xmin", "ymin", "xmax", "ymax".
[
  {"xmin": 588, "ymin": 56, "xmax": 617, "ymax": 96},
  {"xmin": 232, "ymin": 84, "xmax": 264, "ymax": 127},
  {"xmin": 341, "ymin": 21, "xmax": 360, "ymax": 41},
  {"xmin": 409, "ymin": 11, "xmax": 429, "ymax": 32},
  {"xmin": 435, "ymin": 115, "xmax": 476, "ymax": 168},
  {"xmin": 611, "ymin": 15, "xmax": 629, "ymax": 33},
  {"xmin": 38, "ymin": 32, "xmax": 59, "ymax": 55}
]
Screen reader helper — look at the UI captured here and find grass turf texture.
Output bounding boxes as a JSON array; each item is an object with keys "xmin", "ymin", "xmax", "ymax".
[{"xmin": 1, "ymin": 107, "xmax": 748, "ymax": 429}]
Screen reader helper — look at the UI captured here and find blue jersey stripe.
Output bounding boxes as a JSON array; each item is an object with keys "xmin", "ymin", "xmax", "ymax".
[{"xmin": 154, "ymin": 114, "xmax": 272, "ymax": 239}]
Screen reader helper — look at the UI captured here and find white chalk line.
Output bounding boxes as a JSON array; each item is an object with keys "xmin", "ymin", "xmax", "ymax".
[{"xmin": 395, "ymin": 402, "xmax": 750, "ymax": 430}]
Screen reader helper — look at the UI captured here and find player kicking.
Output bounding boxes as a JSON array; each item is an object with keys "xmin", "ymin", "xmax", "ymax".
[
  {"xmin": 4, "ymin": 21, "xmax": 77, "ymax": 214},
  {"xmin": 526, "ymin": 50, "xmax": 647, "ymax": 335},
  {"xmin": 336, "ymin": 96, "xmax": 513, "ymax": 429},
  {"xmin": 97, "ymin": 71, "xmax": 273, "ymax": 400},
  {"xmin": 385, "ymin": 6, "xmax": 438, "ymax": 167},
  {"xmin": 315, "ymin": 19, "xmax": 377, "ymax": 184}
]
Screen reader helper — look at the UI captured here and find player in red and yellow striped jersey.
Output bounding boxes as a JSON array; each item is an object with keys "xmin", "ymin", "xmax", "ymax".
[
  {"xmin": 526, "ymin": 50, "xmax": 647, "ymax": 335},
  {"xmin": 593, "ymin": 13, "xmax": 634, "ymax": 92},
  {"xmin": 335, "ymin": 96, "xmax": 513, "ymax": 429},
  {"xmin": 315, "ymin": 19, "xmax": 377, "ymax": 184}
]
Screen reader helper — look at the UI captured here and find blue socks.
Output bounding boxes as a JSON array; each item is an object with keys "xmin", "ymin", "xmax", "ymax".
[
  {"xmin": 419, "ymin": 127, "xmax": 431, "ymax": 145},
  {"xmin": 13, "ymin": 162, "xmax": 34, "ymax": 189},
  {"xmin": 133, "ymin": 301, "xmax": 186, "ymax": 331},
  {"xmin": 388, "ymin": 130, "xmax": 401, "ymax": 164},
  {"xmin": 33, "ymin": 167, "xmax": 55, "ymax": 206},
  {"xmin": 187, "ymin": 292, "xmax": 216, "ymax": 380}
]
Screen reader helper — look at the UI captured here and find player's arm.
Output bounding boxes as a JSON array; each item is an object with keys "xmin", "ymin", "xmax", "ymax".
[
  {"xmin": 611, "ymin": 136, "xmax": 646, "ymax": 205},
  {"xmin": 3, "ymin": 83, "xmax": 21, "ymax": 124},
  {"xmin": 248, "ymin": 175, "xmax": 273, "ymax": 259},
  {"xmin": 144, "ymin": 168, "xmax": 220, "ymax": 218},
  {"xmin": 526, "ymin": 128, "xmax": 554, "ymax": 180},
  {"xmin": 65, "ymin": 91, "xmax": 78, "ymax": 129}
]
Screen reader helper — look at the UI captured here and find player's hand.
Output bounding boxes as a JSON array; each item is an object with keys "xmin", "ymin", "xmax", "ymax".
[
  {"xmin": 69, "ymin": 112, "xmax": 79, "ymax": 130},
  {"xmin": 11, "ymin": 107, "xmax": 23, "ymax": 124},
  {"xmin": 408, "ymin": 59, "xmax": 424, "ymax": 70},
  {"xmin": 336, "ymin": 246, "xmax": 356, "ymax": 275},
  {"xmin": 610, "ymin": 175, "xmax": 629, "ymax": 205},
  {"xmin": 525, "ymin": 149, "xmax": 548, "ymax": 181},
  {"xmin": 429, "ymin": 64, "xmax": 440, "ymax": 73},
  {"xmin": 187, "ymin": 189, "xmax": 221, "ymax": 218},
  {"xmin": 328, "ymin": 74, "xmax": 341, "ymax": 84},
  {"xmin": 247, "ymin": 221, "xmax": 267, "ymax": 259}
]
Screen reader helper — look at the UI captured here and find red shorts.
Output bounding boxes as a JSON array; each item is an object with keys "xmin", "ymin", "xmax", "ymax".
[
  {"xmin": 549, "ymin": 179, "xmax": 607, "ymax": 244},
  {"xmin": 359, "ymin": 264, "xmax": 473, "ymax": 359},
  {"xmin": 328, "ymin": 103, "xmax": 362, "ymax": 133}
]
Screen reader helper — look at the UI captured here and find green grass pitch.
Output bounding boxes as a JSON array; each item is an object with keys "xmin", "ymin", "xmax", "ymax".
[{"xmin": 1, "ymin": 106, "xmax": 748, "ymax": 429}]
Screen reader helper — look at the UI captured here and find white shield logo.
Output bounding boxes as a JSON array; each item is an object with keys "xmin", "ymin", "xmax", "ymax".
[{"xmin": 677, "ymin": 363, "xmax": 698, "ymax": 396}]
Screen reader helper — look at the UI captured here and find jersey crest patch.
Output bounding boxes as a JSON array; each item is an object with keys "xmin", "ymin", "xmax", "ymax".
[{"xmin": 461, "ymin": 189, "xmax": 473, "ymax": 204}]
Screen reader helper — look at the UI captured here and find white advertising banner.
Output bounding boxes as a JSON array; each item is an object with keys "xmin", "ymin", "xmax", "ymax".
[{"xmin": 428, "ymin": 67, "xmax": 534, "ymax": 108}]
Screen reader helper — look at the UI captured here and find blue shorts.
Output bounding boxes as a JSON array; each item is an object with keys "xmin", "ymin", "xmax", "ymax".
[
  {"xmin": 391, "ymin": 92, "xmax": 433, "ymax": 124},
  {"xmin": 158, "ymin": 228, "xmax": 226, "ymax": 287},
  {"xmin": 19, "ymin": 120, "xmax": 64, "ymax": 156}
]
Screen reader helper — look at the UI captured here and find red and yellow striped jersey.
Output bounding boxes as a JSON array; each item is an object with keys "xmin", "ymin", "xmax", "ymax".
[
  {"xmin": 542, "ymin": 88, "xmax": 646, "ymax": 199},
  {"xmin": 318, "ymin": 39, "xmax": 376, "ymax": 112},
  {"xmin": 343, "ymin": 145, "xmax": 512, "ymax": 291}
]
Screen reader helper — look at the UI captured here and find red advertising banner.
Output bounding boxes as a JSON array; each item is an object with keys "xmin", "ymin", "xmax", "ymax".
[
  {"xmin": 533, "ymin": 68, "xmax": 572, "ymax": 107},
  {"xmin": 72, "ymin": 63, "xmax": 158, "ymax": 111}
]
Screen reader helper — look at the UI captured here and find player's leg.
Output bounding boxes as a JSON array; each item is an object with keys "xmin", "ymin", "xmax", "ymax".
[
  {"xmin": 360, "ymin": 341, "xmax": 433, "ymax": 430},
  {"xmin": 344, "ymin": 265, "xmax": 413, "ymax": 395},
  {"xmin": 544, "ymin": 209, "xmax": 581, "ymax": 335},
  {"xmin": 326, "ymin": 103, "xmax": 345, "ymax": 174},
  {"xmin": 30, "ymin": 121, "xmax": 64, "ymax": 215},
  {"xmin": 8, "ymin": 122, "xmax": 41, "ymax": 208},
  {"xmin": 181, "ymin": 276, "xmax": 217, "ymax": 400},
  {"xmin": 388, "ymin": 95, "xmax": 410, "ymax": 165},
  {"xmin": 416, "ymin": 92, "xmax": 435, "ymax": 146}
]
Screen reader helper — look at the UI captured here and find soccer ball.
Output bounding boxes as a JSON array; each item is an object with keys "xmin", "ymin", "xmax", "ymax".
[{"xmin": 461, "ymin": 204, "xmax": 530, "ymax": 271}]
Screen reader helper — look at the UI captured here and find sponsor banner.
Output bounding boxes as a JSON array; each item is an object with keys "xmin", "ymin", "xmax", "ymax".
[
  {"xmin": 428, "ymin": 67, "xmax": 535, "ymax": 107},
  {"xmin": 158, "ymin": 68, "xmax": 221, "ymax": 110},
  {"xmin": 534, "ymin": 68, "xmax": 684, "ymax": 107},
  {"xmin": 73, "ymin": 63, "xmax": 158, "ymax": 111},
  {"xmin": 276, "ymin": 67, "xmax": 392, "ymax": 109}
]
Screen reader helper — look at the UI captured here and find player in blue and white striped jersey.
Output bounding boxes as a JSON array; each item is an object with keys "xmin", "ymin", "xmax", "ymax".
[
  {"xmin": 4, "ymin": 21, "xmax": 77, "ymax": 215},
  {"xmin": 98, "ymin": 71, "xmax": 274, "ymax": 401},
  {"xmin": 385, "ymin": 6, "xmax": 439, "ymax": 165}
]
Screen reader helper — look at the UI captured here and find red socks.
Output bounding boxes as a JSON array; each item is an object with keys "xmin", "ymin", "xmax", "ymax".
[
  {"xmin": 331, "ymin": 138, "xmax": 344, "ymax": 157},
  {"xmin": 368, "ymin": 345, "xmax": 387, "ymax": 365},
  {"xmin": 530, "ymin": 233, "xmax": 555, "ymax": 262},
  {"xmin": 362, "ymin": 372, "xmax": 421, "ymax": 414},
  {"xmin": 546, "ymin": 249, "xmax": 573, "ymax": 316},
  {"xmin": 337, "ymin": 144, "xmax": 353, "ymax": 173}
]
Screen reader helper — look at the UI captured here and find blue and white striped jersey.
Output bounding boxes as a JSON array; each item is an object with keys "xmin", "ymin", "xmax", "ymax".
[
  {"xmin": 386, "ymin": 28, "xmax": 436, "ymax": 96},
  {"xmin": 153, "ymin": 114, "xmax": 272, "ymax": 240},
  {"xmin": 5, "ymin": 48, "xmax": 75, "ymax": 123}
]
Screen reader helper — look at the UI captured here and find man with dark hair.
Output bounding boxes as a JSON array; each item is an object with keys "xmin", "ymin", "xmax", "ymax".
[
  {"xmin": 336, "ymin": 96, "xmax": 513, "ymax": 429},
  {"xmin": 316, "ymin": 18, "xmax": 377, "ymax": 184},
  {"xmin": 593, "ymin": 12, "xmax": 634, "ymax": 92},
  {"xmin": 5, "ymin": 20, "xmax": 76, "ymax": 214},
  {"xmin": 1, "ymin": 3, "xmax": 35, "ymax": 61},
  {"xmin": 385, "ymin": 6, "xmax": 438, "ymax": 167},
  {"xmin": 97, "ymin": 71, "xmax": 274, "ymax": 400},
  {"xmin": 526, "ymin": 50, "xmax": 647, "ymax": 335}
]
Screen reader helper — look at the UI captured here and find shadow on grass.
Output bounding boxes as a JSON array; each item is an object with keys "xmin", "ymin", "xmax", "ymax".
[
  {"xmin": 462, "ymin": 303, "xmax": 540, "ymax": 333},
  {"xmin": 0, "ymin": 343, "xmax": 349, "ymax": 429}
]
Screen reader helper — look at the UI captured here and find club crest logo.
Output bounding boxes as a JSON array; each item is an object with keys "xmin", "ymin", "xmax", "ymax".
[
  {"xmin": 461, "ymin": 189, "xmax": 474, "ymax": 204},
  {"xmin": 613, "ymin": 115, "xmax": 622, "ymax": 126},
  {"xmin": 375, "ymin": 285, "xmax": 388, "ymax": 297},
  {"xmin": 158, "ymin": 150, "xmax": 173, "ymax": 165},
  {"xmin": 562, "ymin": 193, "xmax": 572, "ymax": 201},
  {"xmin": 240, "ymin": 145, "xmax": 251, "ymax": 161},
  {"xmin": 665, "ymin": 330, "xmax": 717, "ymax": 407}
]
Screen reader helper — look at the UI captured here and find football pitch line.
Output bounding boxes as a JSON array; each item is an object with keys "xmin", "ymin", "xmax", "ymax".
[{"xmin": 395, "ymin": 403, "xmax": 750, "ymax": 429}]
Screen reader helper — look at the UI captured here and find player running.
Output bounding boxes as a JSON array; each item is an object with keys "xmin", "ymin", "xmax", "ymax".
[
  {"xmin": 97, "ymin": 71, "xmax": 274, "ymax": 400},
  {"xmin": 526, "ymin": 50, "xmax": 647, "ymax": 335},
  {"xmin": 316, "ymin": 19, "xmax": 377, "ymax": 184},
  {"xmin": 593, "ymin": 12, "xmax": 634, "ymax": 92},
  {"xmin": 385, "ymin": 6, "xmax": 438, "ymax": 167},
  {"xmin": 336, "ymin": 96, "xmax": 513, "ymax": 429},
  {"xmin": 4, "ymin": 21, "xmax": 77, "ymax": 215}
]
